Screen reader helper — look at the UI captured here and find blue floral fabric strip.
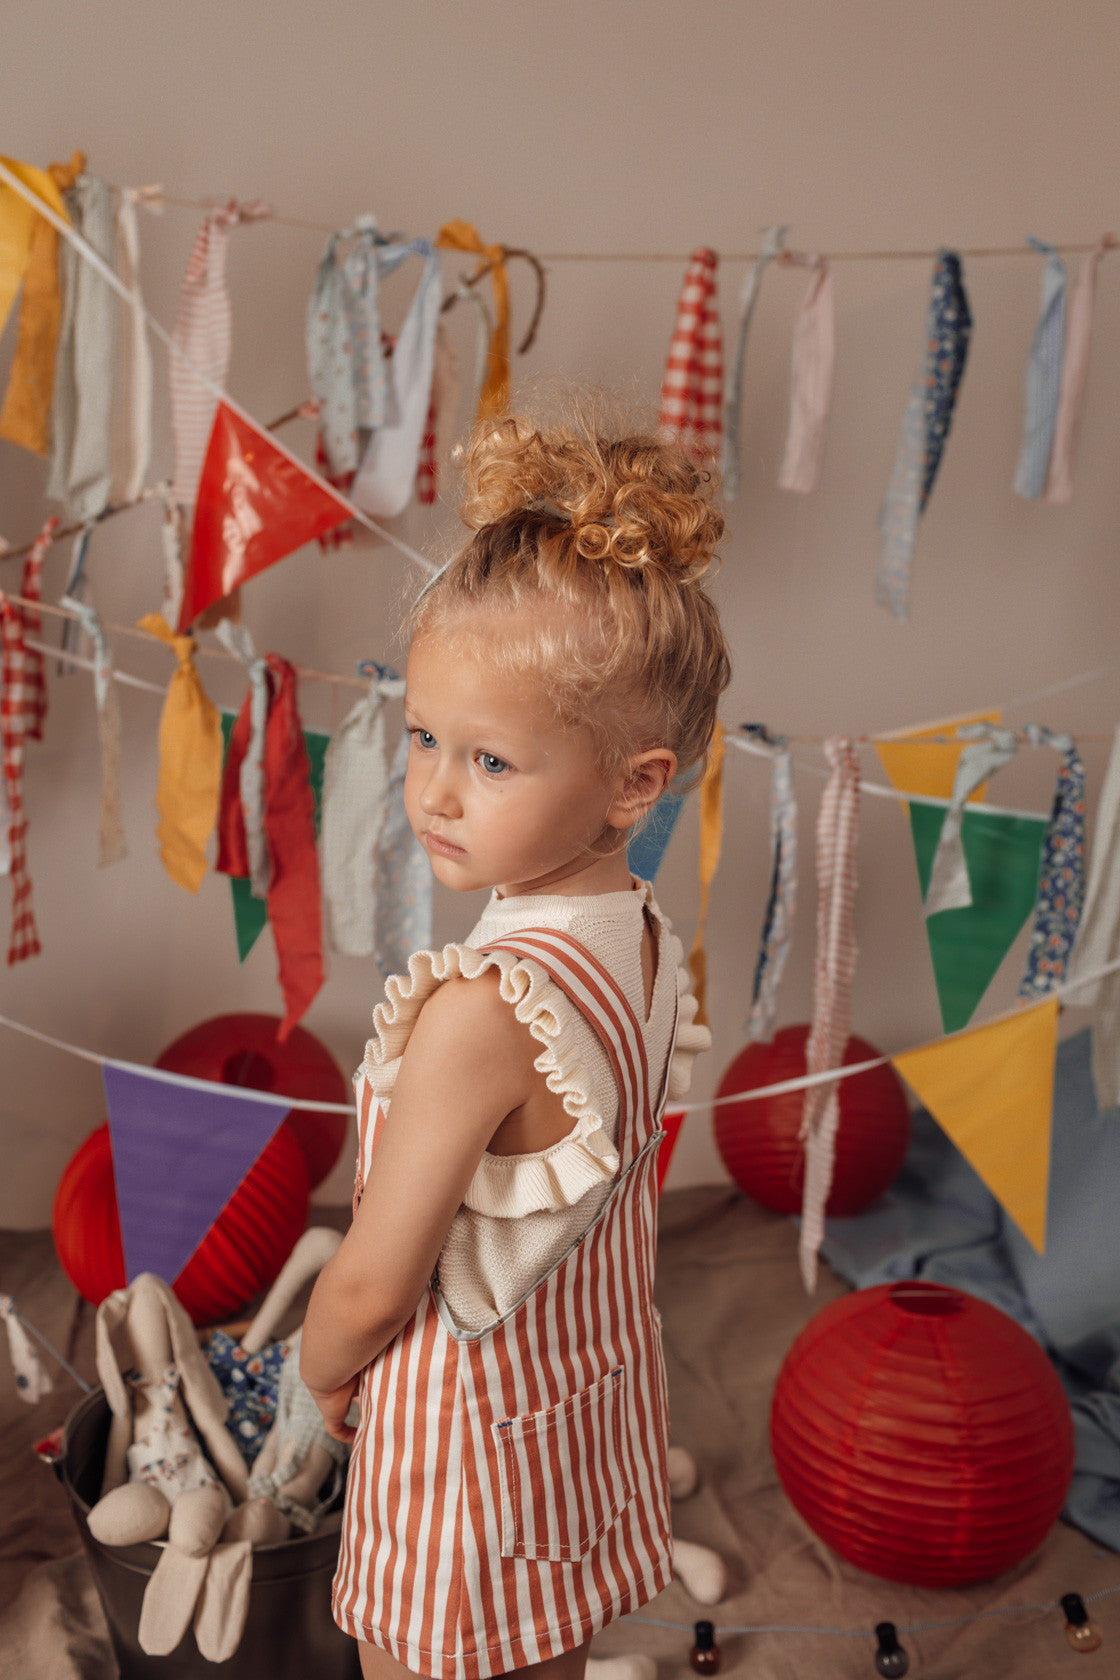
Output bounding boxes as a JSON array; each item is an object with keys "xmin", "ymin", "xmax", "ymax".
[{"xmin": 1018, "ymin": 726, "xmax": 1086, "ymax": 1002}]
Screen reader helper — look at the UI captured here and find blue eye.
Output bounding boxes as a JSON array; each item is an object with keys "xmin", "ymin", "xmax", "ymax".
[
  {"xmin": 480, "ymin": 753, "xmax": 509, "ymax": 775},
  {"xmin": 413, "ymin": 729, "xmax": 436, "ymax": 750}
]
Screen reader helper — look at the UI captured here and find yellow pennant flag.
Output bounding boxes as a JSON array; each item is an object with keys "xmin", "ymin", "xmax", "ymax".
[
  {"xmin": 876, "ymin": 709, "xmax": 1002, "ymax": 804},
  {"xmin": 687, "ymin": 719, "xmax": 725, "ymax": 1027},
  {"xmin": 139, "ymin": 614, "xmax": 222, "ymax": 894},
  {"xmin": 891, "ymin": 995, "xmax": 1059, "ymax": 1253}
]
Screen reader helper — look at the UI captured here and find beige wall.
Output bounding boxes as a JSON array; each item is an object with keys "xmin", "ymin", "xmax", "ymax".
[{"xmin": 2, "ymin": 2, "xmax": 1119, "ymax": 1225}]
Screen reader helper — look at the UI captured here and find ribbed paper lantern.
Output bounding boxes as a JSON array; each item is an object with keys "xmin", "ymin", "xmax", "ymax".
[
  {"xmin": 155, "ymin": 1012, "xmax": 348, "ymax": 1189},
  {"xmin": 713, "ymin": 1025, "xmax": 910, "ymax": 1216},
  {"xmin": 770, "ymin": 1281, "xmax": 1075, "ymax": 1587},
  {"xmin": 52, "ymin": 1120, "xmax": 309, "ymax": 1326}
]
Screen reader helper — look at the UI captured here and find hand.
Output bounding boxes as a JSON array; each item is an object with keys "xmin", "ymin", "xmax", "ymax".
[{"xmin": 307, "ymin": 1375, "xmax": 359, "ymax": 1444}]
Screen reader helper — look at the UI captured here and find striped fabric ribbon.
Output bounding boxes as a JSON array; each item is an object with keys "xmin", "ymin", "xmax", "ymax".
[
  {"xmin": 61, "ymin": 594, "xmax": 127, "ymax": 866},
  {"xmin": 922, "ymin": 725, "xmax": 1019, "ymax": 916},
  {"xmin": 777, "ymin": 253, "xmax": 835, "ymax": 495},
  {"xmin": 46, "ymin": 174, "xmax": 116, "ymax": 524},
  {"xmin": 1014, "ymin": 238, "xmax": 1067, "ymax": 499},
  {"xmin": 744, "ymin": 724, "xmax": 797, "ymax": 1044},
  {"xmin": 14, "ymin": 517, "xmax": 59, "ymax": 739},
  {"xmin": 1043, "ymin": 233, "xmax": 1116, "ymax": 504},
  {"xmin": 1018, "ymin": 725, "xmax": 1086, "ymax": 1002},
  {"xmin": 1066, "ymin": 725, "xmax": 1120, "ymax": 1107},
  {"xmin": 320, "ymin": 676, "xmax": 390, "ymax": 957},
  {"xmin": 657, "ymin": 247, "xmax": 724, "ymax": 465},
  {"xmin": 799, "ymin": 736, "xmax": 860, "ymax": 1291},
  {"xmin": 0, "ymin": 591, "xmax": 43, "ymax": 963},
  {"xmin": 721, "ymin": 224, "xmax": 786, "ymax": 500},
  {"xmin": 110, "ymin": 186, "xmax": 158, "ymax": 504}
]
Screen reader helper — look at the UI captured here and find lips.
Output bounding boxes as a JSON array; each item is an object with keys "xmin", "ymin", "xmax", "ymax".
[{"xmin": 425, "ymin": 831, "xmax": 466, "ymax": 859}]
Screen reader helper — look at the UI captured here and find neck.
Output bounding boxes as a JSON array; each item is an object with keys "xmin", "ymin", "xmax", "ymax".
[{"xmin": 497, "ymin": 846, "xmax": 634, "ymax": 900}]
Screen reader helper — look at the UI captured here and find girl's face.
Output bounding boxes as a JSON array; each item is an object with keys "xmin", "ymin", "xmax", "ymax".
[{"xmin": 403, "ymin": 626, "xmax": 631, "ymax": 898}]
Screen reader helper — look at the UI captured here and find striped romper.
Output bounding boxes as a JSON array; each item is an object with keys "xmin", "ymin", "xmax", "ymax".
[{"xmin": 332, "ymin": 919, "xmax": 686, "ymax": 1678}]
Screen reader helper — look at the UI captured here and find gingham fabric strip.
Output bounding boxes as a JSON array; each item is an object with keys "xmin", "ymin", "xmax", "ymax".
[
  {"xmin": 0, "ymin": 591, "xmax": 42, "ymax": 964},
  {"xmin": 799, "ymin": 736, "xmax": 860, "ymax": 1292},
  {"xmin": 437, "ymin": 219, "xmax": 511, "ymax": 424},
  {"xmin": 776, "ymin": 254, "xmax": 835, "ymax": 495},
  {"xmin": 15, "ymin": 516, "xmax": 59, "ymax": 741},
  {"xmin": 0, "ymin": 1293, "xmax": 51, "ymax": 1403},
  {"xmin": 744, "ymin": 724, "xmax": 797, "ymax": 1044},
  {"xmin": 875, "ymin": 251, "xmax": 972, "ymax": 621},
  {"xmin": 373, "ymin": 728, "xmax": 432, "ymax": 979},
  {"xmin": 110, "ymin": 187, "xmax": 155, "ymax": 505},
  {"xmin": 1013, "ymin": 238, "xmax": 1067, "ymax": 499},
  {"xmin": 46, "ymin": 174, "xmax": 115, "ymax": 524},
  {"xmin": 0, "ymin": 154, "xmax": 79, "ymax": 456},
  {"xmin": 922, "ymin": 725, "xmax": 1019, "ymax": 916},
  {"xmin": 657, "ymin": 247, "xmax": 724, "ymax": 465},
  {"xmin": 321, "ymin": 678, "xmax": 389, "ymax": 957},
  {"xmin": 138, "ymin": 612, "xmax": 223, "ymax": 894},
  {"xmin": 1018, "ymin": 725, "xmax": 1086, "ymax": 1002},
  {"xmin": 61, "ymin": 594, "xmax": 126, "ymax": 866},
  {"xmin": 1043, "ymin": 234, "xmax": 1116, "ymax": 505},
  {"xmin": 351, "ymin": 239, "xmax": 442, "ymax": 519},
  {"xmin": 1066, "ymin": 725, "xmax": 1120, "ymax": 1107},
  {"xmin": 721, "ymin": 225, "xmax": 786, "ymax": 500}
]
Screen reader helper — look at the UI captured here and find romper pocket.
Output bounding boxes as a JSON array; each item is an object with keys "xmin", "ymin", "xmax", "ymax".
[{"xmin": 493, "ymin": 1366, "xmax": 635, "ymax": 1562}]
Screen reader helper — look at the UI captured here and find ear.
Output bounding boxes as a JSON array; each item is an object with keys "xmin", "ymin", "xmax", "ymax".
[{"xmin": 607, "ymin": 749, "xmax": 677, "ymax": 830}]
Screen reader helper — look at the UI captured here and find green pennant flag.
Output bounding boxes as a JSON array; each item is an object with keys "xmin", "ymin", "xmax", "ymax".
[
  {"xmin": 909, "ymin": 801, "xmax": 1048, "ymax": 1034},
  {"xmin": 219, "ymin": 711, "xmax": 330, "ymax": 962}
]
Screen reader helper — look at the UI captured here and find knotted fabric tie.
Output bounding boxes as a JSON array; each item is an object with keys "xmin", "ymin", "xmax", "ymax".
[
  {"xmin": 1018, "ymin": 725, "xmax": 1085, "ymax": 1002},
  {"xmin": 111, "ymin": 186, "xmax": 159, "ymax": 503},
  {"xmin": 1014, "ymin": 238, "xmax": 1067, "ymax": 499},
  {"xmin": 1043, "ymin": 234, "xmax": 1116, "ymax": 505},
  {"xmin": 923, "ymin": 725, "xmax": 1019, "ymax": 916},
  {"xmin": 170, "ymin": 201, "xmax": 271, "ymax": 505},
  {"xmin": 321, "ymin": 676, "xmax": 390, "ymax": 956},
  {"xmin": 138, "ymin": 613, "xmax": 222, "ymax": 892},
  {"xmin": 721, "ymin": 225, "xmax": 786, "ymax": 500},
  {"xmin": 0, "ymin": 153, "xmax": 78, "ymax": 455},
  {"xmin": 686, "ymin": 719, "xmax": 726, "ymax": 1028},
  {"xmin": 0, "ymin": 1294, "xmax": 51, "ymax": 1403},
  {"xmin": 15, "ymin": 516, "xmax": 59, "ymax": 740},
  {"xmin": 437, "ymin": 219, "xmax": 510, "ymax": 423},
  {"xmin": 777, "ymin": 253, "xmax": 834, "ymax": 495},
  {"xmin": 876, "ymin": 251, "xmax": 972, "ymax": 621},
  {"xmin": 658, "ymin": 248, "xmax": 723, "ymax": 465},
  {"xmin": 47, "ymin": 173, "xmax": 116, "ymax": 523},
  {"xmin": 62, "ymin": 594, "xmax": 126, "ymax": 866},
  {"xmin": 1066, "ymin": 724, "xmax": 1120, "ymax": 1107},
  {"xmin": 744, "ymin": 724, "xmax": 797, "ymax": 1044},
  {"xmin": 799, "ymin": 736, "xmax": 860, "ymax": 1291},
  {"xmin": 374, "ymin": 728, "xmax": 432, "ymax": 979},
  {"xmin": 351, "ymin": 239, "xmax": 442, "ymax": 519},
  {"xmin": 0, "ymin": 591, "xmax": 43, "ymax": 963}
]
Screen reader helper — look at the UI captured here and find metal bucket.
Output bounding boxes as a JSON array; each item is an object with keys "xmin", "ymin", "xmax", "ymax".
[{"xmin": 55, "ymin": 1387, "xmax": 361, "ymax": 1679}]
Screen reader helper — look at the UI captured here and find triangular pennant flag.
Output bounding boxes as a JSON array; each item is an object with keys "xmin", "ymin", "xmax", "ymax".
[
  {"xmin": 909, "ymin": 801, "xmax": 1047, "ymax": 1032},
  {"xmin": 627, "ymin": 790, "xmax": 686, "ymax": 884},
  {"xmin": 103, "ymin": 1061, "xmax": 292, "ymax": 1287},
  {"xmin": 179, "ymin": 402, "xmax": 350, "ymax": 631},
  {"xmin": 220, "ymin": 712, "xmax": 329, "ymax": 961},
  {"xmin": 876, "ymin": 710, "xmax": 1002, "ymax": 803},
  {"xmin": 891, "ymin": 996, "xmax": 1058, "ymax": 1252}
]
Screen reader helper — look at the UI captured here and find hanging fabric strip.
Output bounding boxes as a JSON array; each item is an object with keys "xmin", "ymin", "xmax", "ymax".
[
  {"xmin": 215, "ymin": 621, "xmax": 270, "ymax": 898},
  {"xmin": 169, "ymin": 201, "xmax": 271, "ymax": 506},
  {"xmin": 46, "ymin": 174, "xmax": 116, "ymax": 524},
  {"xmin": 137, "ymin": 613, "xmax": 222, "ymax": 893},
  {"xmin": 426, "ymin": 321, "xmax": 460, "ymax": 503},
  {"xmin": 351, "ymin": 240, "xmax": 442, "ymax": 519},
  {"xmin": 0, "ymin": 154, "xmax": 80, "ymax": 455},
  {"xmin": 437, "ymin": 219, "xmax": 510, "ymax": 423},
  {"xmin": 1043, "ymin": 233, "xmax": 1116, "ymax": 505},
  {"xmin": 321, "ymin": 677, "xmax": 389, "ymax": 956},
  {"xmin": 875, "ymin": 251, "xmax": 972, "ymax": 621},
  {"xmin": 160, "ymin": 497, "xmax": 187, "ymax": 636},
  {"xmin": 1017, "ymin": 726, "xmax": 1086, "ymax": 1002},
  {"xmin": 0, "ymin": 591, "xmax": 42, "ymax": 963},
  {"xmin": 0, "ymin": 155, "xmax": 71, "ymax": 341},
  {"xmin": 56, "ymin": 524, "xmax": 93, "ymax": 674},
  {"xmin": 776, "ymin": 253, "xmax": 835, "ymax": 494},
  {"xmin": 61, "ymin": 594, "xmax": 127, "ymax": 865},
  {"xmin": 686, "ymin": 720, "xmax": 726, "ymax": 1028},
  {"xmin": 1013, "ymin": 238, "xmax": 1067, "ymax": 499},
  {"xmin": 307, "ymin": 216, "xmax": 388, "ymax": 477},
  {"xmin": 16, "ymin": 516, "xmax": 59, "ymax": 740},
  {"xmin": 373, "ymin": 728, "xmax": 432, "ymax": 979},
  {"xmin": 110, "ymin": 187, "xmax": 157, "ymax": 504},
  {"xmin": 261, "ymin": 655, "xmax": 324, "ymax": 1040},
  {"xmin": 721, "ymin": 225, "xmax": 786, "ymax": 500},
  {"xmin": 1066, "ymin": 725, "xmax": 1120, "ymax": 1108},
  {"xmin": 744, "ymin": 724, "xmax": 797, "ymax": 1044},
  {"xmin": 0, "ymin": 1293, "xmax": 52, "ymax": 1403},
  {"xmin": 216, "ymin": 686, "xmax": 253, "ymax": 880},
  {"xmin": 657, "ymin": 247, "xmax": 724, "ymax": 465},
  {"xmin": 923, "ymin": 725, "xmax": 1019, "ymax": 915},
  {"xmin": 798, "ymin": 736, "xmax": 861, "ymax": 1292}
]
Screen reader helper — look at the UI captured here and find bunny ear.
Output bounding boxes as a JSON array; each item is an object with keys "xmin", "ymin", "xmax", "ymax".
[
  {"xmin": 239, "ymin": 1226, "xmax": 343, "ymax": 1353},
  {"xmin": 193, "ymin": 1540, "xmax": 253, "ymax": 1663},
  {"xmin": 93, "ymin": 1286, "xmax": 134, "ymax": 1420},
  {"xmin": 138, "ymin": 1546, "xmax": 209, "ymax": 1656}
]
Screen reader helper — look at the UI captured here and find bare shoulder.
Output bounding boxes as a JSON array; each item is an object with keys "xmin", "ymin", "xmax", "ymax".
[{"xmin": 404, "ymin": 968, "xmax": 536, "ymax": 1070}]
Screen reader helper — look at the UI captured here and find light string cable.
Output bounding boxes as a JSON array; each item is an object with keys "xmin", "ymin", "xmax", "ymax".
[{"xmin": 4, "ymin": 1303, "xmax": 92, "ymax": 1393}]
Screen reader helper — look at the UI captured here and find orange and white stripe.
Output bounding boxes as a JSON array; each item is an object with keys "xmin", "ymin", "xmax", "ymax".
[{"xmin": 334, "ymin": 929, "xmax": 675, "ymax": 1678}]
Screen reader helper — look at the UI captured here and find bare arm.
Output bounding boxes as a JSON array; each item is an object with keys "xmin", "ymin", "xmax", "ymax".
[{"xmin": 300, "ymin": 972, "xmax": 537, "ymax": 1423}]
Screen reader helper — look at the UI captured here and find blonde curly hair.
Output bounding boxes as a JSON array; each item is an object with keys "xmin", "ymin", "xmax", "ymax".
[{"xmin": 409, "ymin": 412, "xmax": 731, "ymax": 788}]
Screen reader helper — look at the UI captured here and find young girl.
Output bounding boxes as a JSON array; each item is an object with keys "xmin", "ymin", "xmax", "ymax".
[{"xmin": 301, "ymin": 413, "xmax": 731, "ymax": 1680}]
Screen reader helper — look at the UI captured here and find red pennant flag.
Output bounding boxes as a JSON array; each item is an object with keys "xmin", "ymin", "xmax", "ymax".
[{"xmin": 179, "ymin": 402, "xmax": 350, "ymax": 631}]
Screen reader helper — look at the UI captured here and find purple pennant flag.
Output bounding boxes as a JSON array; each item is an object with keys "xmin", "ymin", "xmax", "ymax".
[{"xmin": 103, "ymin": 1061, "xmax": 292, "ymax": 1288}]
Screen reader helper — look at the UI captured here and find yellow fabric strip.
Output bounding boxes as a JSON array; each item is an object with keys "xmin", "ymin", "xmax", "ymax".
[
  {"xmin": 139, "ymin": 613, "xmax": 222, "ymax": 894},
  {"xmin": 687, "ymin": 720, "xmax": 725, "ymax": 1028},
  {"xmin": 875, "ymin": 709, "xmax": 1002, "ymax": 804},
  {"xmin": 891, "ymin": 994, "xmax": 1058, "ymax": 1253},
  {"xmin": 0, "ymin": 153, "xmax": 81, "ymax": 455},
  {"xmin": 437, "ymin": 219, "xmax": 510, "ymax": 423}
]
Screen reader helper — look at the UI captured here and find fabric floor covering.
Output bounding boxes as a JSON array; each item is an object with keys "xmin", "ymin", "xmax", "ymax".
[{"xmin": 2, "ymin": 1188, "xmax": 1118, "ymax": 1679}]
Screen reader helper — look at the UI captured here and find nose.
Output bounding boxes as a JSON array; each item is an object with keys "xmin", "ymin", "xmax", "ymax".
[{"xmin": 418, "ymin": 756, "xmax": 462, "ymax": 820}]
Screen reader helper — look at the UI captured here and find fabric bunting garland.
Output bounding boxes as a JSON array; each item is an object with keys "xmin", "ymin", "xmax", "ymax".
[
  {"xmin": 721, "ymin": 225, "xmax": 786, "ymax": 500},
  {"xmin": 744, "ymin": 724, "xmax": 797, "ymax": 1044},
  {"xmin": 1013, "ymin": 237, "xmax": 1067, "ymax": 500},
  {"xmin": 0, "ymin": 591, "xmax": 43, "ymax": 963},
  {"xmin": 0, "ymin": 154, "xmax": 77, "ymax": 455},
  {"xmin": 686, "ymin": 719, "xmax": 725, "ymax": 1027},
  {"xmin": 63, "ymin": 594, "xmax": 127, "ymax": 866},
  {"xmin": 1043, "ymin": 233, "xmax": 1116, "ymax": 504},
  {"xmin": 373, "ymin": 729, "xmax": 432, "ymax": 980},
  {"xmin": 320, "ymin": 676, "xmax": 391, "ymax": 957},
  {"xmin": 875, "ymin": 709, "xmax": 1002, "ymax": 804},
  {"xmin": 922, "ymin": 725, "xmax": 1019, "ymax": 915},
  {"xmin": 46, "ymin": 172, "xmax": 116, "ymax": 524},
  {"xmin": 1066, "ymin": 725, "xmax": 1120, "ymax": 1108},
  {"xmin": 776, "ymin": 254, "xmax": 835, "ymax": 495},
  {"xmin": 138, "ymin": 613, "xmax": 222, "ymax": 894},
  {"xmin": 876, "ymin": 250, "xmax": 972, "ymax": 621},
  {"xmin": 799, "ymin": 735, "xmax": 860, "ymax": 1291},
  {"xmin": 1017, "ymin": 726, "xmax": 1085, "ymax": 1002},
  {"xmin": 437, "ymin": 219, "xmax": 510, "ymax": 424},
  {"xmin": 657, "ymin": 247, "xmax": 723, "ymax": 465}
]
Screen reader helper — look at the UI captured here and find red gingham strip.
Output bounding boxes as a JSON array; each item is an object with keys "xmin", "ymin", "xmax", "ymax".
[
  {"xmin": 657, "ymin": 248, "xmax": 724, "ymax": 465},
  {"xmin": 16, "ymin": 516, "xmax": 59, "ymax": 742},
  {"xmin": 1, "ymin": 594, "xmax": 42, "ymax": 964}
]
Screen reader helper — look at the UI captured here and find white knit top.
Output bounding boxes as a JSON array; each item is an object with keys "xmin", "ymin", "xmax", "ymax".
[{"xmin": 360, "ymin": 879, "xmax": 709, "ymax": 1332}]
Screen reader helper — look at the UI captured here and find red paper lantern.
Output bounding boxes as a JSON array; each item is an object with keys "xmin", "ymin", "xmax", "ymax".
[
  {"xmin": 52, "ymin": 1120, "xmax": 309, "ymax": 1326},
  {"xmin": 713, "ymin": 1025, "xmax": 910, "ymax": 1217},
  {"xmin": 155, "ymin": 1012, "xmax": 349, "ymax": 1189},
  {"xmin": 770, "ymin": 1280, "xmax": 1075, "ymax": 1587}
]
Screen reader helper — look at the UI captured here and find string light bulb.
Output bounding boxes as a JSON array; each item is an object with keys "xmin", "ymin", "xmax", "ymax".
[
  {"xmin": 689, "ymin": 1620, "xmax": 722, "ymax": 1674},
  {"xmin": 873, "ymin": 1622, "xmax": 910, "ymax": 1677},
  {"xmin": 1062, "ymin": 1593, "xmax": 1103, "ymax": 1653}
]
